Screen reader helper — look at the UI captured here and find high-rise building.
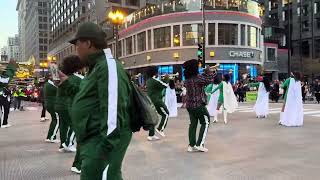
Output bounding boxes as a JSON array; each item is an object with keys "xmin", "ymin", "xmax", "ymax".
[
  {"xmin": 16, "ymin": 0, "xmax": 50, "ymax": 64},
  {"xmin": 48, "ymin": 0, "xmax": 97, "ymax": 62},
  {"xmin": 0, "ymin": 47, "xmax": 8, "ymax": 62},
  {"xmin": 260, "ymin": 0, "xmax": 320, "ymax": 80},
  {"xmin": 6, "ymin": 35, "xmax": 21, "ymax": 62}
]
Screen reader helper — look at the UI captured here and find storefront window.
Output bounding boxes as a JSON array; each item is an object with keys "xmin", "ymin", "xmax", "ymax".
[
  {"xmin": 137, "ymin": 31, "xmax": 146, "ymax": 52},
  {"xmin": 154, "ymin": 26, "xmax": 171, "ymax": 49},
  {"xmin": 183, "ymin": 24, "xmax": 203, "ymax": 46},
  {"xmin": 126, "ymin": 37, "xmax": 132, "ymax": 55},
  {"xmin": 173, "ymin": 25, "xmax": 180, "ymax": 47},
  {"xmin": 241, "ymin": 24, "xmax": 246, "ymax": 46},
  {"xmin": 248, "ymin": 26, "xmax": 258, "ymax": 48},
  {"xmin": 218, "ymin": 23, "xmax": 238, "ymax": 45},
  {"xmin": 208, "ymin": 23, "xmax": 215, "ymax": 45}
]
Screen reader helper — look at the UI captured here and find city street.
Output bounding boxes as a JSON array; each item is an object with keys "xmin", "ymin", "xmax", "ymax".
[{"xmin": 1, "ymin": 102, "xmax": 320, "ymax": 180}]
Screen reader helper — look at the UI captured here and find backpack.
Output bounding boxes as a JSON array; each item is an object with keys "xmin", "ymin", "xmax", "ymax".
[{"xmin": 129, "ymin": 78, "xmax": 159, "ymax": 132}]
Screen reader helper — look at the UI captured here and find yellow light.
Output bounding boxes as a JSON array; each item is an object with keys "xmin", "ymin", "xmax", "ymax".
[
  {"xmin": 173, "ymin": 37, "xmax": 180, "ymax": 44},
  {"xmin": 147, "ymin": 55, "xmax": 151, "ymax": 61},
  {"xmin": 108, "ymin": 10, "xmax": 126, "ymax": 25},
  {"xmin": 210, "ymin": 51, "xmax": 215, "ymax": 57},
  {"xmin": 173, "ymin": 52, "xmax": 180, "ymax": 58},
  {"xmin": 48, "ymin": 56, "xmax": 53, "ymax": 61}
]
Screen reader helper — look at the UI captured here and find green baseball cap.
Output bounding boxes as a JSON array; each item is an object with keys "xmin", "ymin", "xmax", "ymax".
[{"xmin": 69, "ymin": 22, "xmax": 106, "ymax": 44}]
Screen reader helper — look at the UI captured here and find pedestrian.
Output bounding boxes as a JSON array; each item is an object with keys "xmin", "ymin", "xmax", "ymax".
[
  {"xmin": 236, "ymin": 82, "xmax": 245, "ymax": 103},
  {"xmin": 301, "ymin": 81, "xmax": 307, "ymax": 103},
  {"xmin": 279, "ymin": 72, "xmax": 303, "ymax": 127},
  {"xmin": 44, "ymin": 76, "xmax": 59, "ymax": 143},
  {"xmin": 0, "ymin": 61, "xmax": 17, "ymax": 128},
  {"xmin": 165, "ymin": 79, "xmax": 178, "ymax": 118},
  {"xmin": 39, "ymin": 81, "xmax": 49, "ymax": 122},
  {"xmin": 271, "ymin": 80, "xmax": 280, "ymax": 103},
  {"xmin": 146, "ymin": 66, "xmax": 169, "ymax": 141},
  {"xmin": 250, "ymin": 77, "xmax": 271, "ymax": 118},
  {"xmin": 59, "ymin": 22, "xmax": 133, "ymax": 180},
  {"xmin": 183, "ymin": 59, "xmax": 215, "ymax": 152},
  {"xmin": 211, "ymin": 74, "xmax": 238, "ymax": 124},
  {"xmin": 314, "ymin": 80, "xmax": 320, "ymax": 104},
  {"xmin": 58, "ymin": 55, "xmax": 84, "ymax": 174}
]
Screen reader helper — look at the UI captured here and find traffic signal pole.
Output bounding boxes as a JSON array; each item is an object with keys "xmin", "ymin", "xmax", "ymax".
[{"xmin": 201, "ymin": 0, "xmax": 206, "ymax": 68}]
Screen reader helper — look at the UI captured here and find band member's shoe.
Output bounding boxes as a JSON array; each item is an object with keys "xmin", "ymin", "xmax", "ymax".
[
  {"xmin": 156, "ymin": 129, "xmax": 165, "ymax": 137},
  {"xmin": 147, "ymin": 136, "xmax": 160, "ymax": 141}
]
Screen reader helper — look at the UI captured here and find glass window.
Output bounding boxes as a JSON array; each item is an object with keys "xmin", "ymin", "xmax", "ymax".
[
  {"xmin": 137, "ymin": 32, "xmax": 146, "ymax": 52},
  {"xmin": 154, "ymin": 27, "xmax": 171, "ymax": 49},
  {"xmin": 182, "ymin": 24, "xmax": 203, "ymax": 46},
  {"xmin": 147, "ymin": 30, "xmax": 151, "ymax": 50},
  {"xmin": 248, "ymin": 26, "xmax": 257, "ymax": 48},
  {"xmin": 173, "ymin": 25, "xmax": 180, "ymax": 47},
  {"xmin": 241, "ymin": 25, "xmax": 246, "ymax": 46},
  {"xmin": 218, "ymin": 23, "xmax": 238, "ymax": 45},
  {"xmin": 208, "ymin": 23, "xmax": 215, "ymax": 45},
  {"xmin": 267, "ymin": 48, "xmax": 276, "ymax": 61},
  {"xmin": 126, "ymin": 37, "xmax": 132, "ymax": 55}
]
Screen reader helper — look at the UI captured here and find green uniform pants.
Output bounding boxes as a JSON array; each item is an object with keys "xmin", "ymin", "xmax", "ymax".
[
  {"xmin": 46, "ymin": 107, "xmax": 59, "ymax": 140},
  {"xmin": 57, "ymin": 110, "xmax": 72, "ymax": 148},
  {"xmin": 72, "ymin": 143, "xmax": 81, "ymax": 169},
  {"xmin": 187, "ymin": 106, "xmax": 210, "ymax": 147},
  {"xmin": 80, "ymin": 132, "xmax": 132, "ymax": 180},
  {"xmin": 149, "ymin": 102, "xmax": 169, "ymax": 136}
]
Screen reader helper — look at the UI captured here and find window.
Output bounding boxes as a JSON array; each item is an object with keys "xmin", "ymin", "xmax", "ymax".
[
  {"xmin": 125, "ymin": 37, "xmax": 132, "ymax": 55},
  {"xmin": 267, "ymin": 48, "xmax": 276, "ymax": 61},
  {"xmin": 208, "ymin": 23, "xmax": 215, "ymax": 45},
  {"xmin": 302, "ymin": 41, "xmax": 310, "ymax": 57},
  {"xmin": 315, "ymin": 39, "xmax": 320, "ymax": 58},
  {"xmin": 241, "ymin": 25, "xmax": 246, "ymax": 46},
  {"xmin": 147, "ymin": 30, "xmax": 151, "ymax": 50},
  {"xmin": 182, "ymin": 24, "xmax": 202, "ymax": 46},
  {"xmin": 248, "ymin": 26, "xmax": 258, "ymax": 48},
  {"xmin": 154, "ymin": 27, "xmax": 171, "ymax": 49},
  {"xmin": 173, "ymin": 25, "xmax": 180, "ymax": 47},
  {"xmin": 303, "ymin": 5, "xmax": 308, "ymax": 16},
  {"xmin": 218, "ymin": 23, "xmax": 238, "ymax": 45},
  {"xmin": 303, "ymin": 21, "xmax": 309, "ymax": 31}
]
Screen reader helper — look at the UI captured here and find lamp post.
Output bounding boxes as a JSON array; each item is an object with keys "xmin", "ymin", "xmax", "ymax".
[{"xmin": 108, "ymin": 10, "xmax": 126, "ymax": 59}]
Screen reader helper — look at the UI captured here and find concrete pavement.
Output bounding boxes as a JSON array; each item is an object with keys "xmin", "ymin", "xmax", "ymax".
[{"xmin": 1, "ymin": 103, "xmax": 320, "ymax": 180}]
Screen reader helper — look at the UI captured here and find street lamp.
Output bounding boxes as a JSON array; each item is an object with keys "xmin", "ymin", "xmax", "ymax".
[{"xmin": 108, "ymin": 10, "xmax": 126, "ymax": 59}]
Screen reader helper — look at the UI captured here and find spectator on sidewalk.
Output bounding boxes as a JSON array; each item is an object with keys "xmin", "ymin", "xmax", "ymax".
[{"xmin": 314, "ymin": 80, "xmax": 320, "ymax": 104}]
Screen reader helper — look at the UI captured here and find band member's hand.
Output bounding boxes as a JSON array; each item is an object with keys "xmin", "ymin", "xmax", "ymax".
[{"xmin": 58, "ymin": 71, "xmax": 68, "ymax": 85}]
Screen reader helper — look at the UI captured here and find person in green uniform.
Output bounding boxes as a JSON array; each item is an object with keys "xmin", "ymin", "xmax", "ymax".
[
  {"xmin": 146, "ymin": 66, "xmax": 169, "ymax": 141},
  {"xmin": 281, "ymin": 72, "xmax": 302, "ymax": 112},
  {"xmin": 0, "ymin": 60, "xmax": 18, "ymax": 128},
  {"xmin": 59, "ymin": 22, "xmax": 133, "ymax": 180},
  {"xmin": 183, "ymin": 60, "xmax": 215, "ymax": 152},
  {"xmin": 59, "ymin": 55, "xmax": 84, "ymax": 174},
  {"xmin": 44, "ymin": 76, "xmax": 59, "ymax": 143}
]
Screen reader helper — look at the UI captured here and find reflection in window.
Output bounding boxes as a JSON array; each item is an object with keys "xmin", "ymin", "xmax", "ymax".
[
  {"xmin": 248, "ymin": 26, "xmax": 257, "ymax": 48},
  {"xmin": 208, "ymin": 23, "xmax": 215, "ymax": 45},
  {"xmin": 126, "ymin": 37, "xmax": 132, "ymax": 55},
  {"xmin": 154, "ymin": 27, "xmax": 171, "ymax": 49},
  {"xmin": 183, "ymin": 24, "xmax": 203, "ymax": 46},
  {"xmin": 267, "ymin": 48, "xmax": 276, "ymax": 61},
  {"xmin": 218, "ymin": 23, "xmax": 238, "ymax": 45},
  {"xmin": 173, "ymin": 25, "xmax": 180, "ymax": 47},
  {"xmin": 137, "ymin": 32, "xmax": 146, "ymax": 52},
  {"xmin": 241, "ymin": 25, "xmax": 246, "ymax": 46}
]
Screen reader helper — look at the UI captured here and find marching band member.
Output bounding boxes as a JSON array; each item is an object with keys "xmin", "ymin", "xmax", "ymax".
[{"xmin": 279, "ymin": 72, "xmax": 304, "ymax": 127}]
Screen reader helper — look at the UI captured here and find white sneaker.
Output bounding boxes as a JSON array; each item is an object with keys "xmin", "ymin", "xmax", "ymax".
[
  {"xmin": 40, "ymin": 117, "xmax": 46, "ymax": 122},
  {"xmin": 45, "ymin": 117, "xmax": 49, "ymax": 120},
  {"xmin": 58, "ymin": 148, "xmax": 66, "ymax": 153},
  {"xmin": 70, "ymin": 167, "xmax": 81, "ymax": 174},
  {"xmin": 147, "ymin": 136, "xmax": 160, "ymax": 141},
  {"xmin": 187, "ymin": 145, "xmax": 199, "ymax": 152},
  {"xmin": 196, "ymin": 145, "xmax": 209, "ymax": 152},
  {"xmin": 50, "ymin": 139, "xmax": 60, "ymax": 143},
  {"xmin": 155, "ymin": 129, "xmax": 166, "ymax": 137},
  {"xmin": 1, "ymin": 124, "xmax": 11, "ymax": 128},
  {"xmin": 68, "ymin": 145, "xmax": 77, "ymax": 152},
  {"xmin": 45, "ymin": 139, "xmax": 51, "ymax": 143}
]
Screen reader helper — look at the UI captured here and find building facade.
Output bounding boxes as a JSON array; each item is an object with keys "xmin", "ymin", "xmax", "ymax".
[
  {"xmin": 7, "ymin": 35, "xmax": 21, "ymax": 62},
  {"xmin": 0, "ymin": 47, "xmax": 8, "ymax": 62},
  {"xmin": 260, "ymin": 0, "xmax": 320, "ymax": 80},
  {"xmin": 48, "ymin": 0, "xmax": 97, "ymax": 62},
  {"xmin": 115, "ymin": 0, "xmax": 264, "ymax": 83},
  {"xmin": 16, "ymin": 0, "xmax": 50, "ymax": 64}
]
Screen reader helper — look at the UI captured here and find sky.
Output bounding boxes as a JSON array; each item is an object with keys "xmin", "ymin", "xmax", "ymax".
[{"xmin": 0, "ymin": 0, "xmax": 18, "ymax": 48}]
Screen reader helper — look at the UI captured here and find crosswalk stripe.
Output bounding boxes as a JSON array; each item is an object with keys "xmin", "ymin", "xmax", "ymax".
[
  {"xmin": 311, "ymin": 114, "xmax": 320, "ymax": 117},
  {"xmin": 303, "ymin": 111, "xmax": 320, "ymax": 115}
]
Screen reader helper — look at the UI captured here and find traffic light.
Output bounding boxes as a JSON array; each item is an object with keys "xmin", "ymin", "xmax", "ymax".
[{"xmin": 198, "ymin": 43, "xmax": 205, "ymax": 68}]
